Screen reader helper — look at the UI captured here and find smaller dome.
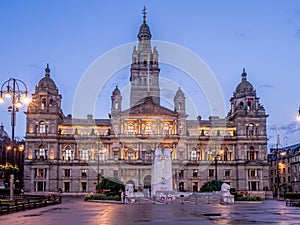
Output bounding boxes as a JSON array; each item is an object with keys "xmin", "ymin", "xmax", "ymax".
[
  {"xmin": 235, "ymin": 68, "xmax": 255, "ymax": 95},
  {"xmin": 36, "ymin": 64, "xmax": 58, "ymax": 93},
  {"xmin": 112, "ymin": 86, "xmax": 121, "ymax": 96}
]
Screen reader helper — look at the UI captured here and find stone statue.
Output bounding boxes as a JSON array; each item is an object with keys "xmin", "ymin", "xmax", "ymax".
[
  {"xmin": 220, "ymin": 183, "xmax": 234, "ymax": 204},
  {"xmin": 125, "ymin": 184, "xmax": 134, "ymax": 198}
]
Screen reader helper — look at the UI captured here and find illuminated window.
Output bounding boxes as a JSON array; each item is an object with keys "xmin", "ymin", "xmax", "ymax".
[
  {"xmin": 41, "ymin": 97, "xmax": 46, "ymax": 110},
  {"xmin": 65, "ymin": 146, "xmax": 74, "ymax": 161},
  {"xmin": 128, "ymin": 123, "xmax": 134, "ymax": 134},
  {"xmin": 81, "ymin": 169, "xmax": 88, "ymax": 178},
  {"xmin": 192, "ymin": 169, "xmax": 198, "ymax": 178},
  {"xmin": 145, "ymin": 124, "xmax": 151, "ymax": 134},
  {"xmin": 81, "ymin": 150, "xmax": 89, "ymax": 161},
  {"xmin": 191, "ymin": 148, "xmax": 197, "ymax": 160},
  {"xmin": 39, "ymin": 121, "xmax": 47, "ymax": 134},
  {"xmin": 128, "ymin": 150, "xmax": 134, "ymax": 160},
  {"xmin": 39, "ymin": 145, "xmax": 47, "ymax": 160},
  {"xmin": 163, "ymin": 123, "xmax": 169, "ymax": 135}
]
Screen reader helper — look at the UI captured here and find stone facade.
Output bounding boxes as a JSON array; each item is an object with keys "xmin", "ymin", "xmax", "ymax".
[
  {"xmin": 268, "ymin": 143, "xmax": 300, "ymax": 197},
  {"xmin": 23, "ymin": 12, "xmax": 270, "ymax": 195}
]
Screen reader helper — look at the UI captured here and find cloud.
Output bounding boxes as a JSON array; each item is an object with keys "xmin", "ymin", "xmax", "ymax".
[
  {"xmin": 28, "ymin": 64, "xmax": 40, "ymax": 69},
  {"xmin": 269, "ymin": 121, "xmax": 300, "ymax": 134},
  {"xmin": 259, "ymin": 84, "xmax": 274, "ymax": 89},
  {"xmin": 296, "ymin": 27, "xmax": 300, "ymax": 38},
  {"xmin": 233, "ymin": 31, "xmax": 248, "ymax": 38}
]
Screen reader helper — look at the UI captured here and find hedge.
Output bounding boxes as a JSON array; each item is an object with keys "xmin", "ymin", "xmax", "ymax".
[
  {"xmin": 0, "ymin": 188, "xmax": 21, "ymax": 195},
  {"xmin": 84, "ymin": 193, "xmax": 120, "ymax": 201},
  {"xmin": 284, "ymin": 192, "xmax": 300, "ymax": 199},
  {"xmin": 236, "ymin": 196, "xmax": 262, "ymax": 201}
]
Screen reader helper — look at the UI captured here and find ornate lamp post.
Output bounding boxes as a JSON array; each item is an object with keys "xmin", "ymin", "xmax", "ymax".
[{"xmin": 0, "ymin": 78, "xmax": 30, "ymax": 150}]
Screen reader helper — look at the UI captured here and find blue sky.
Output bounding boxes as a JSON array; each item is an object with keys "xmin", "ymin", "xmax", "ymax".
[{"xmin": 0, "ymin": 0, "xmax": 300, "ymax": 148}]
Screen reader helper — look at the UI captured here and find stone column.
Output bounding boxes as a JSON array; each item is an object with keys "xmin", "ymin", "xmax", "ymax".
[{"xmin": 10, "ymin": 174, "xmax": 14, "ymax": 201}]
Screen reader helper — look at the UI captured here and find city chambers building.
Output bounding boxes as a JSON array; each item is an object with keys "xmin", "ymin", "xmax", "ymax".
[{"xmin": 23, "ymin": 12, "xmax": 270, "ymax": 196}]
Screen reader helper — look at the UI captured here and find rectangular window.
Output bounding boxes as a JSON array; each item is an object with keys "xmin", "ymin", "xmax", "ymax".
[
  {"xmin": 64, "ymin": 169, "xmax": 71, "ymax": 177},
  {"xmin": 64, "ymin": 182, "xmax": 70, "ymax": 192},
  {"xmin": 36, "ymin": 181, "xmax": 46, "ymax": 191},
  {"xmin": 81, "ymin": 150, "xmax": 89, "ymax": 161},
  {"xmin": 66, "ymin": 150, "xmax": 73, "ymax": 161},
  {"xmin": 81, "ymin": 182, "xmax": 87, "ymax": 192},
  {"xmin": 192, "ymin": 169, "xmax": 198, "ymax": 178},
  {"xmin": 81, "ymin": 169, "xmax": 88, "ymax": 178},
  {"xmin": 179, "ymin": 170, "xmax": 184, "ymax": 179},
  {"xmin": 224, "ymin": 170, "xmax": 231, "ymax": 178},
  {"xmin": 113, "ymin": 151, "xmax": 119, "ymax": 160},
  {"xmin": 249, "ymin": 169, "xmax": 257, "ymax": 178},
  {"xmin": 209, "ymin": 169, "xmax": 214, "ymax": 178}
]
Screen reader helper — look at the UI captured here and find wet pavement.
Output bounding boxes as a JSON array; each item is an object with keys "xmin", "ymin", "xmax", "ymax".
[{"xmin": 0, "ymin": 197, "xmax": 300, "ymax": 225}]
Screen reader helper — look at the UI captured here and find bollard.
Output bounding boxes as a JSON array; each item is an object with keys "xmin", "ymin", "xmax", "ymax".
[
  {"xmin": 153, "ymin": 196, "xmax": 156, "ymax": 204},
  {"xmin": 180, "ymin": 195, "xmax": 184, "ymax": 204},
  {"xmin": 195, "ymin": 196, "xmax": 197, "ymax": 204}
]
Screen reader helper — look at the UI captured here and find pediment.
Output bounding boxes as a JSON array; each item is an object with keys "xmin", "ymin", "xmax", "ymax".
[{"xmin": 121, "ymin": 98, "xmax": 177, "ymax": 116}]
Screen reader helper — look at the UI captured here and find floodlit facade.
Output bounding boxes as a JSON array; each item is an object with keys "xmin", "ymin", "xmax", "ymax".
[
  {"xmin": 23, "ymin": 11, "xmax": 270, "ymax": 196},
  {"xmin": 268, "ymin": 143, "xmax": 300, "ymax": 197}
]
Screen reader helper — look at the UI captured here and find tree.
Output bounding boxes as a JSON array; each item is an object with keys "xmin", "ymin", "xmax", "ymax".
[
  {"xmin": 96, "ymin": 177, "xmax": 124, "ymax": 195},
  {"xmin": 200, "ymin": 180, "xmax": 224, "ymax": 192}
]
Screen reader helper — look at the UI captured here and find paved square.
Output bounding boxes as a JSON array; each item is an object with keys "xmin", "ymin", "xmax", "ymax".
[{"xmin": 1, "ymin": 197, "xmax": 300, "ymax": 225}]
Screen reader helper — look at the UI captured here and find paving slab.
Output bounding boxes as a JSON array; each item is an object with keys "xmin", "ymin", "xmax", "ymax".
[{"xmin": 0, "ymin": 197, "xmax": 300, "ymax": 225}]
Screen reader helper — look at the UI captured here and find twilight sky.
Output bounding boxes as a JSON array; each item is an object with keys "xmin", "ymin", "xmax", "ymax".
[{"xmin": 0, "ymin": 0, "xmax": 300, "ymax": 149}]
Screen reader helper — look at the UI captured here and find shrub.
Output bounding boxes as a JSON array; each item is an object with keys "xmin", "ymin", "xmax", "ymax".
[
  {"xmin": 200, "ymin": 180, "xmax": 224, "ymax": 192},
  {"xmin": 96, "ymin": 177, "xmax": 124, "ymax": 195},
  {"xmin": 284, "ymin": 192, "xmax": 300, "ymax": 199},
  {"xmin": 236, "ymin": 196, "xmax": 262, "ymax": 201},
  {"xmin": 84, "ymin": 193, "xmax": 121, "ymax": 201}
]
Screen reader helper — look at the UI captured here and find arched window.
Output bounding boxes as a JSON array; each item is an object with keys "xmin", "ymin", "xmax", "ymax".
[
  {"xmin": 39, "ymin": 121, "xmax": 47, "ymax": 134},
  {"xmin": 247, "ymin": 123, "xmax": 255, "ymax": 136},
  {"xmin": 128, "ymin": 123, "xmax": 134, "ymax": 134},
  {"xmin": 41, "ymin": 97, "xmax": 46, "ymax": 110}
]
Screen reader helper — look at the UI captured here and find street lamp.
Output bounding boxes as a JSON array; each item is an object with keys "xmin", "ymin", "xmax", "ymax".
[
  {"xmin": 215, "ymin": 149, "xmax": 223, "ymax": 181},
  {"xmin": 0, "ymin": 78, "xmax": 30, "ymax": 164}
]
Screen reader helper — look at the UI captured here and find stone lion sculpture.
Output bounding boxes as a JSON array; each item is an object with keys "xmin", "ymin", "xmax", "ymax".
[
  {"xmin": 220, "ymin": 183, "xmax": 234, "ymax": 204},
  {"xmin": 125, "ymin": 184, "xmax": 134, "ymax": 198}
]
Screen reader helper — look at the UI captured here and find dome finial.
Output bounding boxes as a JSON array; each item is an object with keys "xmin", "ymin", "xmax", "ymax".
[
  {"xmin": 45, "ymin": 63, "xmax": 50, "ymax": 77},
  {"xmin": 142, "ymin": 6, "xmax": 147, "ymax": 23},
  {"xmin": 241, "ymin": 68, "xmax": 247, "ymax": 81}
]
